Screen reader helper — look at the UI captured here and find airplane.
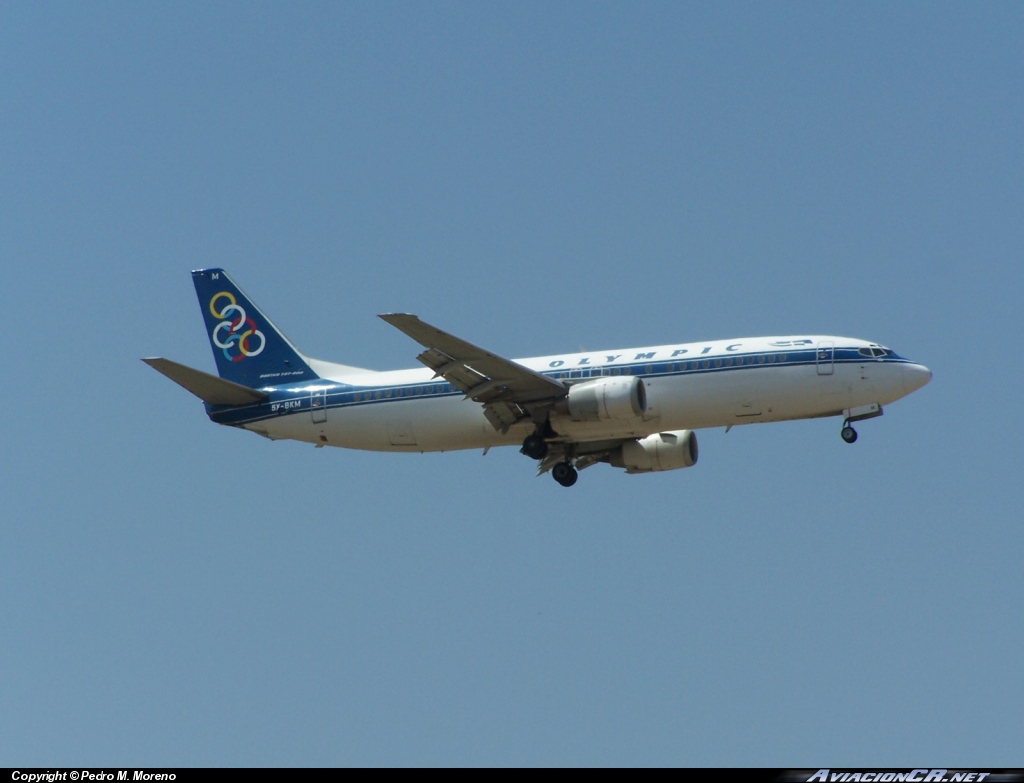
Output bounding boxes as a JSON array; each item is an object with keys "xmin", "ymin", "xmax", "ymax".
[{"xmin": 144, "ymin": 269, "xmax": 932, "ymax": 487}]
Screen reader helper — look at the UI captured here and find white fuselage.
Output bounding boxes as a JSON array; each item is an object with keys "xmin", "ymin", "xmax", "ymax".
[{"xmin": 226, "ymin": 335, "xmax": 931, "ymax": 453}]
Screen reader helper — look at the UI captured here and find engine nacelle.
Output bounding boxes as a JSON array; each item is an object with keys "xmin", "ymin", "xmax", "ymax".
[
  {"xmin": 556, "ymin": 375, "xmax": 647, "ymax": 422},
  {"xmin": 611, "ymin": 430, "xmax": 698, "ymax": 473}
]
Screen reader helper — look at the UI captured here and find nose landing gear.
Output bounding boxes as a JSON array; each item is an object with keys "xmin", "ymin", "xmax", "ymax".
[{"xmin": 839, "ymin": 403, "xmax": 883, "ymax": 444}]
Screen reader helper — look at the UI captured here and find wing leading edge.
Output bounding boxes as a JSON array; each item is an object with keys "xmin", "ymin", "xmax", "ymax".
[{"xmin": 378, "ymin": 313, "xmax": 566, "ymax": 432}]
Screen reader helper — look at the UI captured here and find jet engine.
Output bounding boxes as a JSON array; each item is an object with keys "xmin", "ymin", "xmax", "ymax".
[
  {"xmin": 556, "ymin": 376, "xmax": 647, "ymax": 422},
  {"xmin": 609, "ymin": 429, "xmax": 698, "ymax": 473}
]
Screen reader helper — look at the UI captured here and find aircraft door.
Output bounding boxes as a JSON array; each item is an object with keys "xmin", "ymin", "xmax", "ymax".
[
  {"xmin": 311, "ymin": 388, "xmax": 327, "ymax": 423},
  {"xmin": 816, "ymin": 341, "xmax": 835, "ymax": 376}
]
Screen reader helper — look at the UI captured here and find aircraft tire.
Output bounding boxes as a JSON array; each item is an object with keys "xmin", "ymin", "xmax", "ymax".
[
  {"xmin": 521, "ymin": 433, "xmax": 548, "ymax": 460},
  {"xmin": 841, "ymin": 426, "xmax": 858, "ymax": 444},
  {"xmin": 552, "ymin": 462, "xmax": 578, "ymax": 487}
]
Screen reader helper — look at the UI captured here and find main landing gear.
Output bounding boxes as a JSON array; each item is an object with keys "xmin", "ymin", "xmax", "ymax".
[
  {"xmin": 551, "ymin": 462, "xmax": 578, "ymax": 487},
  {"xmin": 522, "ymin": 422, "xmax": 577, "ymax": 487},
  {"xmin": 520, "ymin": 432, "xmax": 548, "ymax": 460}
]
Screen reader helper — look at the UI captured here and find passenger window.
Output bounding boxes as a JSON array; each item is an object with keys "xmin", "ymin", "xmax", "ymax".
[
  {"xmin": 758, "ymin": 355, "xmax": 765, "ymax": 364},
  {"xmin": 780, "ymin": 354, "xmax": 787, "ymax": 362},
  {"xmin": 646, "ymin": 365, "xmax": 653, "ymax": 374}
]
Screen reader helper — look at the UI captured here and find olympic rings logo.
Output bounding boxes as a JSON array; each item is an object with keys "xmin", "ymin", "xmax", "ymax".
[{"xmin": 209, "ymin": 291, "xmax": 266, "ymax": 362}]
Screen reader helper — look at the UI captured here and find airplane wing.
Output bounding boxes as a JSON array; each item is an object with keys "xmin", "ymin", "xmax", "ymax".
[{"xmin": 378, "ymin": 313, "xmax": 567, "ymax": 432}]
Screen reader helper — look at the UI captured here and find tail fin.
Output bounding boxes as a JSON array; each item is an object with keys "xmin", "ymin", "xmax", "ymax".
[{"xmin": 192, "ymin": 268, "xmax": 318, "ymax": 387}]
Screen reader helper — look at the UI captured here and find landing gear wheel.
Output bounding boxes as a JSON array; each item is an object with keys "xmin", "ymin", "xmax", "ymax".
[
  {"xmin": 521, "ymin": 433, "xmax": 548, "ymax": 460},
  {"xmin": 841, "ymin": 425, "xmax": 858, "ymax": 444},
  {"xmin": 551, "ymin": 462, "xmax": 578, "ymax": 487}
]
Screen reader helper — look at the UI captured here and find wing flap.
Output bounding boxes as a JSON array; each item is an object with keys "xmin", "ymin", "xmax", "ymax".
[
  {"xmin": 483, "ymin": 402, "xmax": 527, "ymax": 432},
  {"xmin": 379, "ymin": 313, "xmax": 566, "ymax": 430},
  {"xmin": 143, "ymin": 358, "xmax": 268, "ymax": 406}
]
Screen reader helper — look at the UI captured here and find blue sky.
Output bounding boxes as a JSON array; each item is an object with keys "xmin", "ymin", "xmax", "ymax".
[{"xmin": 2, "ymin": 2, "xmax": 1021, "ymax": 766}]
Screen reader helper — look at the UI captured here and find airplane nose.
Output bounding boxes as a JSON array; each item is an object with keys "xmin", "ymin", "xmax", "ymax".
[{"xmin": 902, "ymin": 363, "xmax": 932, "ymax": 395}]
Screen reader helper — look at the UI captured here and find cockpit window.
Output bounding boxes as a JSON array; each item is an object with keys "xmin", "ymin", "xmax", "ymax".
[{"xmin": 859, "ymin": 348, "xmax": 872, "ymax": 357}]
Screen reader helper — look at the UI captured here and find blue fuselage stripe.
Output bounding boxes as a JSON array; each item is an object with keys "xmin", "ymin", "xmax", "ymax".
[{"xmin": 206, "ymin": 346, "xmax": 911, "ymax": 427}]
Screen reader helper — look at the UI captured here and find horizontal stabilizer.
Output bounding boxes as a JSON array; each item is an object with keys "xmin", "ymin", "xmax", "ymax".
[{"xmin": 142, "ymin": 358, "xmax": 268, "ymax": 406}]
